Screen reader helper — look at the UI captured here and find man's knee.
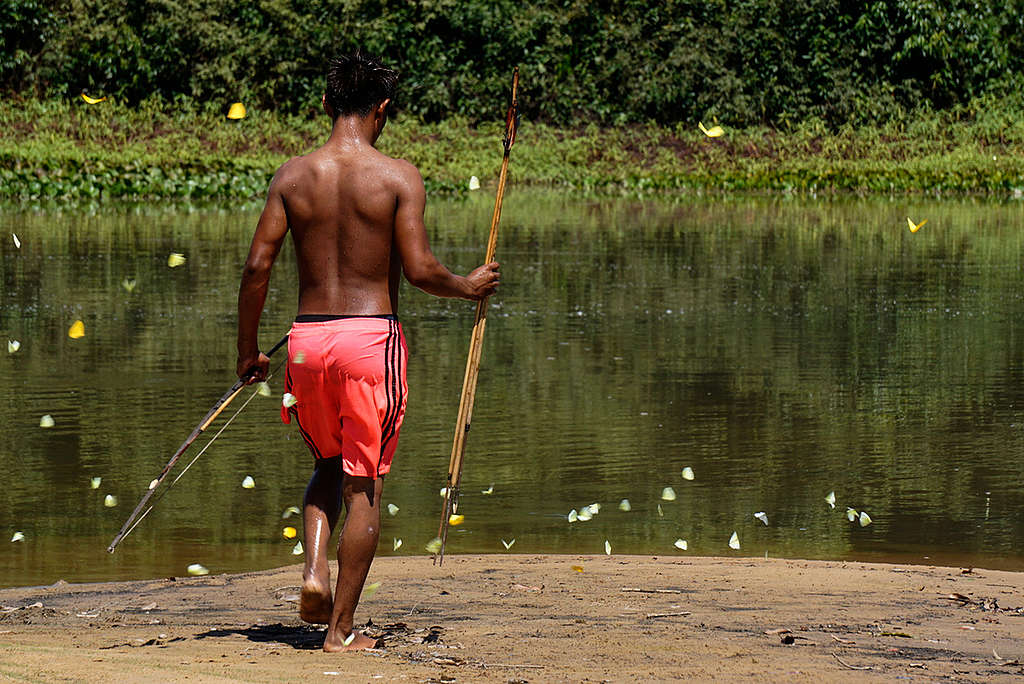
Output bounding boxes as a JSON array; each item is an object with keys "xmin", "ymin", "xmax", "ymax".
[{"xmin": 343, "ymin": 474, "xmax": 380, "ymax": 508}]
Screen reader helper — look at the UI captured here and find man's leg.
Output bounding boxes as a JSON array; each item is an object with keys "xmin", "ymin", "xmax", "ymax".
[
  {"xmin": 323, "ymin": 473, "xmax": 383, "ymax": 652},
  {"xmin": 300, "ymin": 456, "xmax": 343, "ymax": 624}
]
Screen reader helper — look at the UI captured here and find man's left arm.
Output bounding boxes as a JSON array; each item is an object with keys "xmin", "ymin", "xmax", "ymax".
[{"xmin": 237, "ymin": 172, "xmax": 289, "ymax": 382}]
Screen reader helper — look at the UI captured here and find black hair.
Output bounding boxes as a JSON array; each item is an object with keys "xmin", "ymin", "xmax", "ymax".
[{"xmin": 325, "ymin": 52, "xmax": 398, "ymax": 118}]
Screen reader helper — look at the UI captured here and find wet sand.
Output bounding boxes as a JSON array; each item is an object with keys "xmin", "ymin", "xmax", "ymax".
[{"xmin": 1, "ymin": 555, "xmax": 1022, "ymax": 682}]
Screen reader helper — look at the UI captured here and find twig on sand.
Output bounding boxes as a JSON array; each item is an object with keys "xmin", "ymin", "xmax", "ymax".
[
  {"xmin": 833, "ymin": 653, "xmax": 872, "ymax": 671},
  {"xmin": 621, "ymin": 587, "xmax": 682, "ymax": 594},
  {"xmin": 645, "ymin": 611, "xmax": 691, "ymax": 619},
  {"xmin": 830, "ymin": 634, "xmax": 856, "ymax": 645},
  {"xmin": 481, "ymin": 663, "xmax": 545, "ymax": 669}
]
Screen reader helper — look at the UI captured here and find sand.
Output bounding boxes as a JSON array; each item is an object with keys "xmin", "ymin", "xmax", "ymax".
[{"xmin": 1, "ymin": 555, "xmax": 1023, "ymax": 682}]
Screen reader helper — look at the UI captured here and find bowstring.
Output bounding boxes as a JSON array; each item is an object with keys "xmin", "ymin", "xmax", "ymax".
[{"xmin": 117, "ymin": 358, "xmax": 287, "ymax": 545}]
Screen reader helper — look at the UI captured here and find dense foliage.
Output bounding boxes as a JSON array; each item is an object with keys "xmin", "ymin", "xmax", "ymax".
[
  {"xmin": 3, "ymin": 0, "xmax": 1024, "ymax": 126},
  {"xmin": 3, "ymin": 95, "xmax": 1024, "ymax": 200}
]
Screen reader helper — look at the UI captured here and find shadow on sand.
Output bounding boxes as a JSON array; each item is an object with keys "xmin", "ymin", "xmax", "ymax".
[{"xmin": 195, "ymin": 623, "xmax": 326, "ymax": 650}]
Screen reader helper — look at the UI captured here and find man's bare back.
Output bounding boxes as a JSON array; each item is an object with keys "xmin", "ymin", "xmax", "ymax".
[
  {"xmin": 235, "ymin": 54, "xmax": 498, "ymax": 653},
  {"xmin": 275, "ymin": 143, "xmax": 407, "ymax": 316}
]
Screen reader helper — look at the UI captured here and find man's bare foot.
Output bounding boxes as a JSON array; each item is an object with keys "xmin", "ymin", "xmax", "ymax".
[
  {"xmin": 299, "ymin": 580, "xmax": 333, "ymax": 624},
  {"xmin": 323, "ymin": 629, "xmax": 380, "ymax": 653}
]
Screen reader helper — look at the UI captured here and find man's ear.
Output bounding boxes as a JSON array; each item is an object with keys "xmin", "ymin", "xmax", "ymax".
[
  {"xmin": 375, "ymin": 99, "xmax": 391, "ymax": 125},
  {"xmin": 322, "ymin": 93, "xmax": 334, "ymax": 119}
]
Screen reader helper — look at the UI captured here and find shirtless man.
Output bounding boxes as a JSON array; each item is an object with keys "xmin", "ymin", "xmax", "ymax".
[{"xmin": 236, "ymin": 53, "xmax": 500, "ymax": 652}]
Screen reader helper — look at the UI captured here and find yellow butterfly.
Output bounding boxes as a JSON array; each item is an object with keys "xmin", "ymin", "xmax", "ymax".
[
  {"xmin": 448, "ymin": 513, "xmax": 465, "ymax": 526},
  {"xmin": 907, "ymin": 217, "xmax": 927, "ymax": 233},
  {"xmin": 68, "ymin": 320, "xmax": 85, "ymax": 339},
  {"xmin": 227, "ymin": 102, "xmax": 246, "ymax": 120},
  {"xmin": 698, "ymin": 121, "xmax": 724, "ymax": 138},
  {"xmin": 167, "ymin": 252, "xmax": 186, "ymax": 268},
  {"xmin": 282, "ymin": 526, "xmax": 297, "ymax": 539},
  {"xmin": 81, "ymin": 93, "xmax": 106, "ymax": 104}
]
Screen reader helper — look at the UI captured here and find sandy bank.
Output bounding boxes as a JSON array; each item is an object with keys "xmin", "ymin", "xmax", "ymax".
[{"xmin": 1, "ymin": 555, "xmax": 1022, "ymax": 682}]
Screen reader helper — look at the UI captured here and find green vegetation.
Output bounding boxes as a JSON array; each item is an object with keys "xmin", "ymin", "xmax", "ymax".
[
  {"xmin": 4, "ymin": 1, "xmax": 1024, "ymax": 127},
  {"xmin": 2, "ymin": 95, "xmax": 1024, "ymax": 200},
  {"xmin": 4, "ymin": 1, "xmax": 1024, "ymax": 199}
]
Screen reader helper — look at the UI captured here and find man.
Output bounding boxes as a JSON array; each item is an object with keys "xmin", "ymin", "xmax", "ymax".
[{"xmin": 236, "ymin": 53, "xmax": 500, "ymax": 653}]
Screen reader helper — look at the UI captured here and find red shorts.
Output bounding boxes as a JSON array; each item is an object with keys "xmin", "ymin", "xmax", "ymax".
[{"xmin": 282, "ymin": 315, "xmax": 408, "ymax": 478}]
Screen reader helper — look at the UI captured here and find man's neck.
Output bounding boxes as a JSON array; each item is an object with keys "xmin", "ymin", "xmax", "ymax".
[{"xmin": 327, "ymin": 115, "xmax": 377, "ymax": 148}]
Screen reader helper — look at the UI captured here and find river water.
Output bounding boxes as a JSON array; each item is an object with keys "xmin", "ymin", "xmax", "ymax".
[{"xmin": 1, "ymin": 192, "xmax": 1023, "ymax": 587}]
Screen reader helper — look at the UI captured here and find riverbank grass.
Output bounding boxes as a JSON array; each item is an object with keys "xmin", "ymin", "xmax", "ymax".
[{"xmin": 2, "ymin": 96, "xmax": 1024, "ymax": 200}]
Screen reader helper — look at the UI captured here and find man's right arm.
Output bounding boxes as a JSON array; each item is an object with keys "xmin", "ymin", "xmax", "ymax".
[
  {"xmin": 236, "ymin": 165, "xmax": 290, "ymax": 381},
  {"xmin": 392, "ymin": 161, "xmax": 499, "ymax": 300}
]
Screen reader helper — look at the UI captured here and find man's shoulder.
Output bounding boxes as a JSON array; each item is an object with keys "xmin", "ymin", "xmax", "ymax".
[
  {"xmin": 375, "ymin": 152, "xmax": 419, "ymax": 177},
  {"xmin": 275, "ymin": 153, "xmax": 312, "ymax": 177},
  {"xmin": 377, "ymin": 154, "xmax": 422, "ymax": 190},
  {"xmin": 266, "ymin": 154, "xmax": 309, "ymax": 191}
]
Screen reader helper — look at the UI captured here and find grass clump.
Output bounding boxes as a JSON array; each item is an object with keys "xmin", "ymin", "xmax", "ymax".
[{"xmin": 2, "ymin": 96, "xmax": 1024, "ymax": 201}]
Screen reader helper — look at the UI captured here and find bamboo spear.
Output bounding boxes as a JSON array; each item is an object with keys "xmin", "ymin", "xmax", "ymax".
[
  {"xmin": 435, "ymin": 67, "xmax": 520, "ymax": 565},
  {"xmin": 107, "ymin": 333, "xmax": 289, "ymax": 553}
]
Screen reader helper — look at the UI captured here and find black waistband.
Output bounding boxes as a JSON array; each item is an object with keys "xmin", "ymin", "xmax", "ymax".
[{"xmin": 295, "ymin": 313, "xmax": 398, "ymax": 323}]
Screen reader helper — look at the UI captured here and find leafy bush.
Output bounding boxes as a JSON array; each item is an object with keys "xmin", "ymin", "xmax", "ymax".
[
  {"xmin": 4, "ymin": 1, "xmax": 1024, "ymax": 127},
  {"xmin": 3, "ymin": 95, "xmax": 1024, "ymax": 200}
]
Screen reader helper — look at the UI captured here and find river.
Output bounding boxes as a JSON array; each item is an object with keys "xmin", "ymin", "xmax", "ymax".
[{"xmin": 1, "ymin": 191, "xmax": 1023, "ymax": 587}]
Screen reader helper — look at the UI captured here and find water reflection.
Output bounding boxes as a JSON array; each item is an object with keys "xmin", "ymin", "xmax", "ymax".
[{"xmin": 1, "ymin": 193, "xmax": 1023, "ymax": 587}]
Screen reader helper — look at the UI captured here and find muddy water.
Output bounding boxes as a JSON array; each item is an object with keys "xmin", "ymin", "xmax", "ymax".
[{"xmin": 2, "ymin": 192, "xmax": 1023, "ymax": 587}]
